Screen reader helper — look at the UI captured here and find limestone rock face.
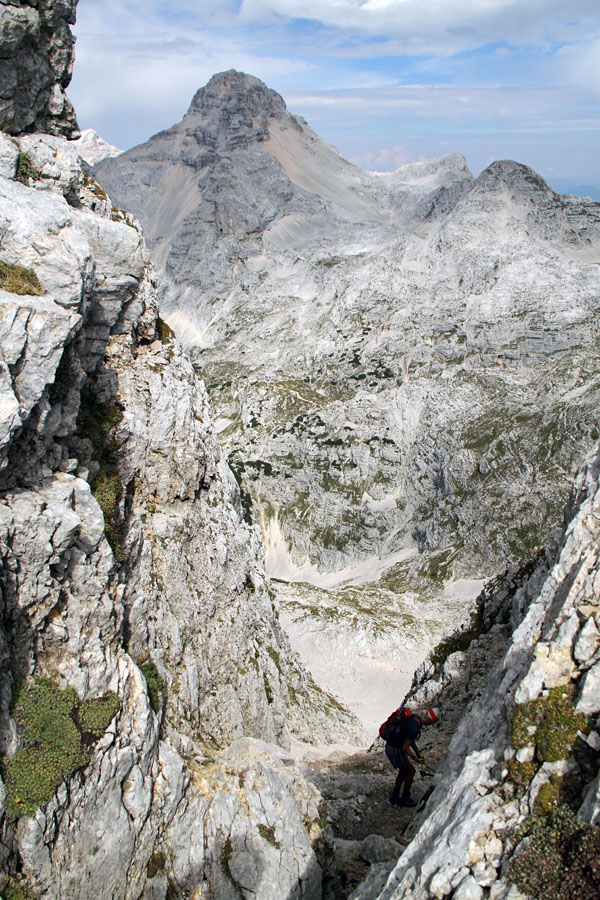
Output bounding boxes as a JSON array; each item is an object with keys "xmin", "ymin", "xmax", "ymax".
[
  {"xmin": 0, "ymin": 132, "xmax": 328, "ymax": 899},
  {"xmin": 0, "ymin": 0, "xmax": 79, "ymax": 136},
  {"xmin": 350, "ymin": 444, "xmax": 600, "ymax": 900}
]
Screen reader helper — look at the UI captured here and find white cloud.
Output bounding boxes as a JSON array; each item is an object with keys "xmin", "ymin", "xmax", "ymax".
[
  {"xmin": 239, "ymin": 0, "xmax": 600, "ymax": 54},
  {"xmin": 555, "ymin": 39, "xmax": 600, "ymax": 95}
]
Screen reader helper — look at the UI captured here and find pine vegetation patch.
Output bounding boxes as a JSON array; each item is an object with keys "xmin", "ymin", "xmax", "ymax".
[
  {"xmin": 0, "ymin": 260, "xmax": 43, "ymax": 296},
  {"xmin": 2, "ymin": 678, "xmax": 119, "ymax": 820}
]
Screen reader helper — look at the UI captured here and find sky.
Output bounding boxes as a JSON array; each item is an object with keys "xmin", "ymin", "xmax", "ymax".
[{"xmin": 69, "ymin": 0, "xmax": 600, "ymax": 191}]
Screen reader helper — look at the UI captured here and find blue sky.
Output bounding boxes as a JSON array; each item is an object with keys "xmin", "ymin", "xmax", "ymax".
[{"xmin": 69, "ymin": 0, "xmax": 600, "ymax": 188}]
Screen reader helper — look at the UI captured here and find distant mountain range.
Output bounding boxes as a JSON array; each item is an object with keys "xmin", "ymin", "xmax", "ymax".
[{"xmin": 94, "ymin": 70, "xmax": 600, "ymax": 587}]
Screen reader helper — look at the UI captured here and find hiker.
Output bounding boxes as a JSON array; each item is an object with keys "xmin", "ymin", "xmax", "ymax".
[{"xmin": 384, "ymin": 707, "xmax": 439, "ymax": 807}]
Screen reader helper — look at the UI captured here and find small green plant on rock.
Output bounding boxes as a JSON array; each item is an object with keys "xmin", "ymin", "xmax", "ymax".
[
  {"xmin": 511, "ymin": 684, "xmax": 589, "ymax": 763},
  {"xmin": 15, "ymin": 151, "xmax": 41, "ymax": 184},
  {"xmin": 0, "ymin": 260, "xmax": 43, "ymax": 296},
  {"xmin": 258, "ymin": 824, "xmax": 280, "ymax": 848},
  {"xmin": 77, "ymin": 385, "xmax": 126, "ymax": 561},
  {"xmin": 140, "ymin": 661, "xmax": 162, "ymax": 713},
  {"xmin": 509, "ymin": 806, "xmax": 600, "ymax": 900},
  {"xmin": 2, "ymin": 678, "xmax": 119, "ymax": 819}
]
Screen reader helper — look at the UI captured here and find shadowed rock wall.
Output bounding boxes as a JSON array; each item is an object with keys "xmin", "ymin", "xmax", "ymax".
[{"xmin": 0, "ymin": 0, "xmax": 79, "ymax": 136}]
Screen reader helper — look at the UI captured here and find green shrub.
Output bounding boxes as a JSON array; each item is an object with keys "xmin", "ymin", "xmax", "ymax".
[
  {"xmin": 156, "ymin": 317, "xmax": 175, "ymax": 344},
  {"xmin": 3, "ymin": 876, "xmax": 38, "ymax": 900},
  {"xmin": 0, "ymin": 260, "xmax": 43, "ymax": 295},
  {"xmin": 2, "ymin": 678, "xmax": 119, "ymax": 819},
  {"xmin": 140, "ymin": 661, "xmax": 162, "ymax": 713},
  {"xmin": 15, "ymin": 151, "xmax": 41, "ymax": 184},
  {"xmin": 78, "ymin": 693, "xmax": 120, "ymax": 739},
  {"xmin": 509, "ymin": 806, "xmax": 600, "ymax": 900}
]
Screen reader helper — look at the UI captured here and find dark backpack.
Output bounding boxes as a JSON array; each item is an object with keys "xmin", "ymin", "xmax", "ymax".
[{"xmin": 379, "ymin": 706, "xmax": 414, "ymax": 747}]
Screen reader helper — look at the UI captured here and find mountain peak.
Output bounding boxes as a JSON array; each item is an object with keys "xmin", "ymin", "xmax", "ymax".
[{"xmin": 187, "ymin": 69, "xmax": 288, "ymax": 122}]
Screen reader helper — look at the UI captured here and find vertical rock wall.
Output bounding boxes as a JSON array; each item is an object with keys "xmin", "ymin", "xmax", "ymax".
[
  {"xmin": 0, "ymin": 0, "xmax": 79, "ymax": 136},
  {"xmin": 351, "ymin": 446, "xmax": 600, "ymax": 900},
  {"xmin": 0, "ymin": 133, "xmax": 322, "ymax": 899}
]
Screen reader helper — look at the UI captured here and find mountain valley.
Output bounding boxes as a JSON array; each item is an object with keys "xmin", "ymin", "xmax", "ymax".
[
  {"xmin": 95, "ymin": 71, "xmax": 600, "ymax": 729},
  {"xmin": 1, "ymin": 6, "xmax": 600, "ymax": 898}
]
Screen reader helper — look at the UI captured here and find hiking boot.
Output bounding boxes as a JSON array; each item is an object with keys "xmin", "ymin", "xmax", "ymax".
[
  {"xmin": 389, "ymin": 791, "xmax": 401, "ymax": 806},
  {"xmin": 397, "ymin": 794, "xmax": 417, "ymax": 807}
]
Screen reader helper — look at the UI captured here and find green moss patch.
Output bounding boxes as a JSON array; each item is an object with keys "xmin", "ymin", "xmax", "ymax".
[
  {"xmin": 140, "ymin": 661, "xmax": 162, "ymax": 713},
  {"xmin": 156, "ymin": 317, "xmax": 175, "ymax": 344},
  {"xmin": 258, "ymin": 824, "xmax": 280, "ymax": 848},
  {"xmin": 0, "ymin": 260, "xmax": 43, "ymax": 296},
  {"xmin": 15, "ymin": 151, "xmax": 41, "ymax": 185},
  {"xmin": 509, "ymin": 806, "xmax": 600, "ymax": 900},
  {"xmin": 77, "ymin": 386, "xmax": 126, "ymax": 561},
  {"xmin": 511, "ymin": 684, "xmax": 588, "ymax": 763},
  {"xmin": 507, "ymin": 759, "xmax": 539, "ymax": 792},
  {"xmin": 429, "ymin": 601, "xmax": 484, "ymax": 672},
  {"xmin": 2, "ymin": 678, "xmax": 119, "ymax": 820}
]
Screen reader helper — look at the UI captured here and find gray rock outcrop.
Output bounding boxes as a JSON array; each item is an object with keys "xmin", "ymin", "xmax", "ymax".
[
  {"xmin": 0, "ymin": 130, "xmax": 333, "ymax": 900},
  {"xmin": 0, "ymin": 0, "xmax": 79, "ymax": 136},
  {"xmin": 350, "ymin": 445, "xmax": 600, "ymax": 899},
  {"xmin": 71, "ymin": 128, "xmax": 122, "ymax": 166}
]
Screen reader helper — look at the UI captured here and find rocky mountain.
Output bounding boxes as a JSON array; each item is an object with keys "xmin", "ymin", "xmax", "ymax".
[
  {"xmin": 72, "ymin": 128, "xmax": 122, "ymax": 166},
  {"xmin": 94, "ymin": 70, "xmax": 600, "ymax": 730},
  {"xmin": 0, "ymin": 9, "xmax": 369, "ymax": 897},
  {"xmin": 1, "ymin": 7, "xmax": 599, "ymax": 900},
  {"xmin": 0, "ymin": 124, "xmax": 343, "ymax": 900}
]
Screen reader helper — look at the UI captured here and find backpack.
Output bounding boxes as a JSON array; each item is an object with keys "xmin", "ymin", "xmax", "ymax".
[{"xmin": 379, "ymin": 705, "xmax": 413, "ymax": 747}]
